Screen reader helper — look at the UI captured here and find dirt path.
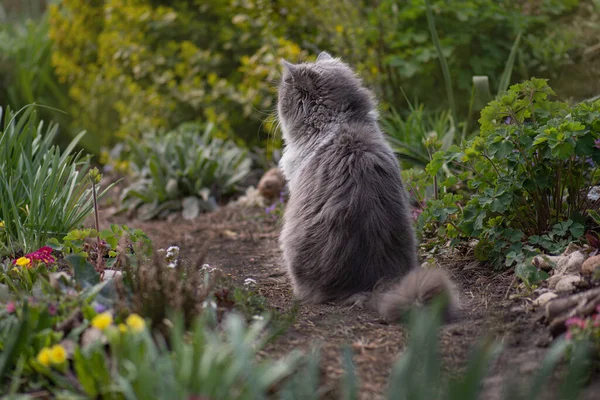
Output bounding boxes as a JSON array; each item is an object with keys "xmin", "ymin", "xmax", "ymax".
[{"xmin": 104, "ymin": 205, "xmax": 600, "ymax": 399}]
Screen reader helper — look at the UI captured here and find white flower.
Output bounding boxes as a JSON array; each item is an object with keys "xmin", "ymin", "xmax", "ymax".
[
  {"xmin": 252, "ymin": 315, "xmax": 265, "ymax": 320},
  {"xmin": 167, "ymin": 262, "xmax": 177, "ymax": 268},
  {"xmin": 200, "ymin": 264, "xmax": 219, "ymax": 273},
  {"xmin": 202, "ymin": 300, "xmax": 217, "ymax": 309},
  {"xmin": 244, "ymin": 278, "xmax": 257, "ymax": 286}
]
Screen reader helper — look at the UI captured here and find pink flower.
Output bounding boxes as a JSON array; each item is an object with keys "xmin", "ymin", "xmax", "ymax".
[
  {"xmin": 48, "ymin": 304, "xmax": 57, "ymax": 316},
  {"xmin": 12, "ymin": 246, "xmax": 55, "ymax": 267},
  {"xmin": 6, "ymin": 302, "xmax": 16, "ymax": 313},
  {"xmin": 565, "ymin": 317, "xmax": 585, "ymax": 328}
]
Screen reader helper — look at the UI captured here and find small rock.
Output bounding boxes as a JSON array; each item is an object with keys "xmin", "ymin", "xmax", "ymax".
[
  {"xmin": 103, "ymin": 270, "xmax": 122, "ymax": 280},
  {"xmin": 532, "ymin": 254, "xmax": 562, "ymax": 271},
  {"xmin": 257, "ymin": 168, "xmax": 285, "ymax": 202},
  {"xmin": 547, "ymin": 274, "xmax": 563, "ymax": 289},
  {"xmin": 582, "ymin": 254, "xmax": 600, "ymax": 275},
  {"xmin": 556, "ymin": 251, "xmax": 586, "ymax": 275},
  {"xmin": 533, "ymin": 292, "xmax": 558, "ymax": 307},
  {"xmin": 555, "ymin": 275, "xmax": 582, "ymax": 293},
  {"xmin": 49, "ymin": 272, "xmax": 72, "ymax": 290},
  {"xmin": 81, "ymin": 327, "xmax": 107, "ymax": 349},
  {"xmin": 563, "ymin": 242, "xmax": 582, "ymax": 256}
]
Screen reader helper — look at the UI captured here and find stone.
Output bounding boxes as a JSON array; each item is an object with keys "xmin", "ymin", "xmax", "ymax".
[
  {"xmin": 547, "ymin": 275, "xmax": 563, "ymax": 290},
  {"xmin": 103, "ymin": 270, "xmax": 122, "ymax": 280},
  {"xmin": 257, "ymin": 168, "xmax": 285, "ymax": 202},
  {"xmin": 581, "ymin": 254, "xmax": 600, "ymax": 275},
  {"xmin": 555, "ymin": 275, "xmax": 582, "ymax": 293},
  {"xmin": 562, "ymin": 242, "xmax": 582, "ymax": 256},
  {"xmin": 533, "ymin": 292, "xmax": 558, "ymax": 307}
]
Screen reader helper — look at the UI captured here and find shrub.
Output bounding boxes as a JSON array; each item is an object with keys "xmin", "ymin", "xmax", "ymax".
[
  {"xmin": 120, "ymin": 122, "xmax": 252, "ymax": 220},
  {"xmin": 0, "ymin": 106, "xmax": 112, "ymax": 256},
  {"xmin": 48, "ymin": 0, "xmax": 588, "ymax": 153},
  {"xmin": 48, "ymin": 0, "xmax": 307, "ymax": 149},
  {"xmin": 422, "ymin": 79, "xmax": 600, "ymax": 283}
]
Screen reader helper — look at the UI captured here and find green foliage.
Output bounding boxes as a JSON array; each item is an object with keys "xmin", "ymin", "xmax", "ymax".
[
  {"xmin": 120, "ymin": 122, "xmax": 252, "ymax": 220},
  {"xmin": 47, "ymin": 0, "xmax": 587, "ymax": 153},
  {"xmin": 0, "ymin": 106, "xmax": 113, "ymax": 256},
  {"xmin": 48, "ymin": 0, "xmax": 308, "ymax": 150},
  {"xmin": 422, "ymin": 79, "xmax": 600, "ymax": 282},
  {"xmin": 0, "ymin": 10, "xmax": 77, "ymax": 149}
]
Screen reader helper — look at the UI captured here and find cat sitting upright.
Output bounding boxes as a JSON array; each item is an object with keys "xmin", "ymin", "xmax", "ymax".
[{"xmin": 276, "ymin": 51, "xmax": 459, "ymax": 321}]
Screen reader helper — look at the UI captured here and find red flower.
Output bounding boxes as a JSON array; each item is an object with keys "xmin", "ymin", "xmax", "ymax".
[{"xmin": 13, "ymin": 246, "xmax": 55, "ymax": 266}]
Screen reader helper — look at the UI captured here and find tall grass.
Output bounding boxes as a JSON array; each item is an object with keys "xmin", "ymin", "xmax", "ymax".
[{"xmin": 0, "ymin": 105, "xmax": 112, "ymax": 256}]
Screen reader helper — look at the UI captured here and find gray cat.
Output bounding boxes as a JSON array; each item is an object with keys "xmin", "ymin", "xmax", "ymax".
[{"xmin": 277, "ymin": 51, "xmax": 460, "ymax": 321}]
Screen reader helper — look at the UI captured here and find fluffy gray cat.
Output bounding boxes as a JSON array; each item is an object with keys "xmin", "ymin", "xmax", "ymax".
[{"xmin": 277, "ymin": 51, "xmax": 460, "ymax": 321}]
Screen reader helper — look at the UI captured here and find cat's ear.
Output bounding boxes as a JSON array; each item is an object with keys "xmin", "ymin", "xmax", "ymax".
[
  {"xmin": 317, "ymin": 51, "xmax": 333, "ymax": 62},
  {"xmin": 280, "ymin": 59, "xmax": 298, "ymax": 74}
]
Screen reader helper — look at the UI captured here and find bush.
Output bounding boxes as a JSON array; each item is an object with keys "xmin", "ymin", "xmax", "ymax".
[
  {"xmin": 119, "ymin": 122, "xmax": 252, "ymax": 220},
  {"xmin": 48, "ymin": 0, "xmax": 589, "ymax": 153},
  {"xmin": 48, "ymin": 0, "xmax": 307, "ymax": 150},
  {"xmin": 0, "ymin": 8, "xmax": 83, "ymax": 150},
  {"xmin": 0, "ymin": 106, "xmax": 112, "ymax": 256},
  {"xmin": 422, "ymin": 79, "xmax": 600, "ymax": 283}
]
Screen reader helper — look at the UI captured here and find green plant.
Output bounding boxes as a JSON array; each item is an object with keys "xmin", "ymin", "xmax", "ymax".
[
  {"xmin": 120, "ymin": 122, "xmax": 252, "ymax": 220},
  {"xmin": 0, "ymin": 106, "xmax": 114, "ymax": 256},
  {"xmin": 423, "ymin": 79, "xmax": 600, "ymax": 282},
  {"xmin": 0, "ymin": 10, "xmax": 78, "ymax": 149}
]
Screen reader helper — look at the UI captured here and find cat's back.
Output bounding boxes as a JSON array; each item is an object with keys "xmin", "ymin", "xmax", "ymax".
[{"xmin": 282, "ymin": 121, "xmax": 417, "ymax": 301}]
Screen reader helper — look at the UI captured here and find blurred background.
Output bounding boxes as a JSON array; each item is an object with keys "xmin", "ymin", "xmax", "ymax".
[{"xmin": 1, "ymin": 0, "xmax": 599, "ymax": 164}]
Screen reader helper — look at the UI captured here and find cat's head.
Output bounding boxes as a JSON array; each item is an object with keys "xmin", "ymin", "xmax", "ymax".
[{"xmin": 277, "ymin": 51, "xmax": 376, "ymax": 142}]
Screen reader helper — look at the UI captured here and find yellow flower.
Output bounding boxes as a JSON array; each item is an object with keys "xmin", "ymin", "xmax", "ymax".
[
  {"xmin": 15, "ymin": 257, "xmax": 31, "ymax": 268},
  {"xmin": 0, "ymin": 220, "xmax": 4, "ymax": 228},
  {"xmin": 126, "ymin": 314, "xmax": 145, "ymax": 332},
  {"xmin": 11, "ymin": 267, "xmax": 19, "ymax": 274},
  {"xmin": 118, "ymin": 323, "xmax": 128, "ymax": 333},
  {"xmin": 49, "ymin": 345, "xmax": 67, "ymax": 364},
  {"xmin": 91, "ymin": 312, "xmax": 113, "ymax": 330},
  {"xmin": 37, "ymin": 348, "xmax": 51, "ymax": 367},
  {"xmin": 335, "ymin": 25, "xmax": 344, "ymax": 34}
]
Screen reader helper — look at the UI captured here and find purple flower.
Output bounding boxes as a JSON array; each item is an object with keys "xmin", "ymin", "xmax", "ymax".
[
  {"xmin": 279, "ymin": 191, "xmax": 285, "ymax": 204},
  {"xmin": 265, "ymin": 203, "xmax": 277, "ymax": 214},
  {"xmin": 503, "ymin": 116, "xmax": 513, "ymax": 125},
  {"xmin": 48, "ymin": 304, "xmax": 57, "ymax": 316},
  {"xmin": 94, "ymin": 303, "xmax": 107, "ymax": 313},
  {"xmin": 594, "ymin": 138, "xmax": 600, "ymax": 149}
]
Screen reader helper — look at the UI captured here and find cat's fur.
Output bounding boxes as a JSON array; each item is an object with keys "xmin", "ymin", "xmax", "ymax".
[{"xmin": 276, "ymin": 51, "xmax": 459, "ymax": 321}]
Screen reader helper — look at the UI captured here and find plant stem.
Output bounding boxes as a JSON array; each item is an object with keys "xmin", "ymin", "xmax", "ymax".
[{"xmin": 424, "ymin": 0, "xmax": 459, "ymax": 132}]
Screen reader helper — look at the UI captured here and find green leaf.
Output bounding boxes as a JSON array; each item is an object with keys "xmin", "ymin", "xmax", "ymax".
[{"xmin": 67, "ymin": 254, "xmax": 100, "ymax": 287}]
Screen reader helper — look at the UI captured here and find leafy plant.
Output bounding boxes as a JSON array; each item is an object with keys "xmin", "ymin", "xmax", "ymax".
[
  {"xmin": 120, "ymin": 122, "xmax": 252, "ymax": 220},
  {"xmin": 423, "ymin": 79, "xmax": 600, "ymax": 281},
  {"xmin": 0, "ymin": 106, "xmax": 114, "ymax": 256}
]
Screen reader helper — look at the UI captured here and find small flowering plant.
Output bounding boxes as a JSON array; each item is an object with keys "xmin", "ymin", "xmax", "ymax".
[
  {"xmin": 1, "ymin": 246, "xmax": 58, "ymax": 293},
  {"xmin": 565, "ymin": 305, "xmax": 600, "ymax": 358},
  {"xmin": 265, "ymin": 191, "xmax": 286, "ymax": 220}
]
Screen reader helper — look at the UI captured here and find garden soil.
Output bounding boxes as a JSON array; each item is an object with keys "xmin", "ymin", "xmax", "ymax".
[{"xmin": 102, "ymin": 204, "xmax": 600, "ymax": 400}]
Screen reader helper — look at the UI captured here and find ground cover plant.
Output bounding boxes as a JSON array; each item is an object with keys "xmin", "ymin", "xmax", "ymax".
[{"xmin": 420, "ymin": 79, "xmax": 600, "ymax": 285}]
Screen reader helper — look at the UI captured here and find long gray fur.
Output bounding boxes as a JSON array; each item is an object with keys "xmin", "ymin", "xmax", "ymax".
[{"xmin": 277, "ymin": 51, "xmax": 459, "ymax": 320}]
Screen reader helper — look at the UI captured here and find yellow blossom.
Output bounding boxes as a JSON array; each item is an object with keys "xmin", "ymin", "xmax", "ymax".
[
  {"xmin": 126, "ymin": 314, "xmax": 145, "ymax": 332},
  {"xmin": 91, "ymin": 312, "xmax": 113, "ymax": 330},
  {"xmin": 15, "ymin": 257, "xmax": 31, "ymax": 268},
  {"xmin": 37, "ymin": 348, "xmax": 51, "ymax": 367},
  {"xmin": 335, "ymin": 25, "xmax": 344, "ymax": 34},
  {"xmin": 49, "ymin": 344, "xmax": 67, "ymax": 364},
  {"xmin": 118, "ymin": 323, "xmax": 128, "ymax": 333},
  {"xmin": 0, "ymin": 220, "xmax": 4, "ymax": 228},
  {"xmin": 11, "ymin": 267, "xmax": 19, "ymax": 273}
]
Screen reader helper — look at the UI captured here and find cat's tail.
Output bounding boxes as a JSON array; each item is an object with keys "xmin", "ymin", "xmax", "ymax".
[{"xmin": 373, "ymin": 268, "xmax": 461, "ymax": 322}]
